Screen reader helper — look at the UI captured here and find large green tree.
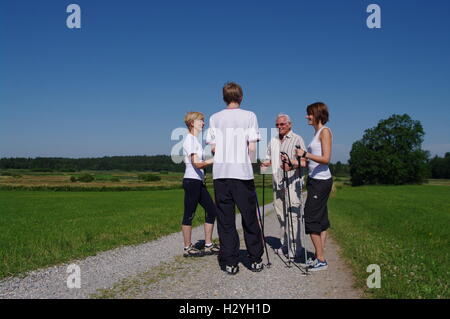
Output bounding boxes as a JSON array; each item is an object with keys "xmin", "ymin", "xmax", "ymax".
[{"xmin": 349, "ymin": 114, "xmax": 429, "ymax": 186}]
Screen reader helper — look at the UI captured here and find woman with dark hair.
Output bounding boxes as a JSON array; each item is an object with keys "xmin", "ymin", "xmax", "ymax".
[{"xmin": 281, "ymin": 102, "xmax": 333, "ymax": 271}]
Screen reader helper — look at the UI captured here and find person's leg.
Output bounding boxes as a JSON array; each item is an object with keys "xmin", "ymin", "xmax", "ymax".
[
  {"xmin": 320, "ymin": 230, "xmax": 328, "ymax": 250},
  {"xmin": 232, "ymin": 179, "xmax": 264, "ymax": 264},
  {"xmin": 182, "ymin": 179, "xmax": 201, "ymax": 247},
  {"xmin": 204, "ymin": 223, "xmax": 214, "ymax": 245},
  {"xmin": 273, "ymin": 189, "xmax": 287, "ymax": 248},
  {"xmin": 317, "ymin": 179, "xmax": 332, "ymax": 255},
  {"xmin": 288, "ymin": 180, "xmax": 301, "ymax": 255},
  {"xmin": 198, "ymin": 183, "xmax": 217, "ymax": 245},
  {"xmin": 182, "ymin": 225, "xmax": 193, "ymax": 248},
  {"xmin": 214, "ymin": 179, "xmax": 239, "ymax": 267},
  {"xmin": 310, "ymin": 232, "xmax": 325, "ymax": 261},
  {"xmin": 304, "ymin": 178, "xmax": 323, "ymax": 260}
]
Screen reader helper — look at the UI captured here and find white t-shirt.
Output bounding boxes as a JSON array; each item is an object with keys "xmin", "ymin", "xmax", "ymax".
[
  {"xmin": 183, "ymin": 133, "xmax": 205, "ymax": 181},
  {"xmin": 206, "ymin": 108, "xmax": 260, "ymax": 180}
]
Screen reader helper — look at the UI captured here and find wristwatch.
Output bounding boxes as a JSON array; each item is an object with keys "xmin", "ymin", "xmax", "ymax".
[{"xmin": 302, "ymin": 151, "xmax": 308, "ymax": 158}]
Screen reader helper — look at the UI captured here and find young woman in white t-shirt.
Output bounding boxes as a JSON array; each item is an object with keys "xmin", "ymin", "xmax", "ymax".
[
  {"xmin": 282, "ymin": 102, "xmax": 333, "ymax": 271},
  {"xmin": 181, "ymin": 112, "xmax": 219, "ymax": 257}
]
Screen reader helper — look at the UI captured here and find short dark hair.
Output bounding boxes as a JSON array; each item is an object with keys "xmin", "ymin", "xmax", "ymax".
[
  {"xmin": 307, "ymin": 102, "xmax": 329, "ymax": 125},
  {"xmin": 223, "ymin": 82, "xmax": 243, "ymax": 105}
]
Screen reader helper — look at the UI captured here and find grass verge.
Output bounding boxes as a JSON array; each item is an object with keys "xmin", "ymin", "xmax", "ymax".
[
  {"xmin": 0, "ymin": 186, "xmax": 271, "ymax": 279},
  {"xmin": 328, "ymin": 184, "xmax": 449, "ymax": 299}
]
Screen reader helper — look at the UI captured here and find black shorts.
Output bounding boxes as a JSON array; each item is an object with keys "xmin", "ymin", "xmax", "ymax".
[{"xmin": 304, "ymin": 177, "xmax": 333, "ymax": 234}]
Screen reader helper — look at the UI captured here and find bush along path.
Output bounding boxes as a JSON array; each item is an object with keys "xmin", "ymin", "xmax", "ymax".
[{"xmin": 0, "ymin": 204, "xmax": 362, "ymax": 299}]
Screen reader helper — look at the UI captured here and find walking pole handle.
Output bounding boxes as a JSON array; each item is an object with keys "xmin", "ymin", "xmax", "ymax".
[{"xmin": 295, "ymin": 145, "xmax": 307, "ymax": 177}]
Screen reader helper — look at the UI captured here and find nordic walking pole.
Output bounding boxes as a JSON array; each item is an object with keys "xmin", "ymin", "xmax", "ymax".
[
  {"xmin": 295, "ymin": 145, "xmax": 309, "ymax": 273},
  {"xmin": 281, "ymin": 152, "xmax": 297, "ymax": 259},
  {"xmin": 262, "ymin": 172, "xmax": 265, "ymax": 229},
  {"xmin": 255, "ymin": 190, "xmax": 271, "ymax": 268}
]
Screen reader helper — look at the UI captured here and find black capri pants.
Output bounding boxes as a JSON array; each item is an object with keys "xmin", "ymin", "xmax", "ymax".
[
  {"xmin": 304, "ymin": 177, "xmax": 333, "ymax": 234},
  {"xmin": 182, "ymin": 178, "xmax": 217, "ymax": 226}
]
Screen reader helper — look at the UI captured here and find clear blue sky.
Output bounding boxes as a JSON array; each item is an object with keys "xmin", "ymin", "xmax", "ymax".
[{"xmin": 1, "ymin": 0, "xmax": 449, "ymax": 163}]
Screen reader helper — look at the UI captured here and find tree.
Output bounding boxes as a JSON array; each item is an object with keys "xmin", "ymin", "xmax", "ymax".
[
  {"xmin": 429, "ymin": 153, "xmax": 450, "ymax": 179},
  {"xmin": 349, "ymin": 114, "xmax": 429, "ymax": 186}
]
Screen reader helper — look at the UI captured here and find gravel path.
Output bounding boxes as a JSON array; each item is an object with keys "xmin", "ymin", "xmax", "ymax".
[{"xmin": 0, "ymin": 203, "xmax": 362, "ymax": 299}]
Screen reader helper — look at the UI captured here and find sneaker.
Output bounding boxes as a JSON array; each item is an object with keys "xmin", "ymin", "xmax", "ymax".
[
  {"xmin": 308, "ymin": 259, "xmax": 328, "ymax": 272},
  {"xmin": 306, "ymin": 257, "xmax": 317, "ymax": 266},
  {"xmin": 224, "ymin": 265, "xmax": 239, "ymax": 275},
  {"xmin": 250, "ymin": 261, "xmax": 264, "ymax": 272},
  {"xmin": 183, "ymin": 244, "xmax": 203, "ymax": 257},
  {"xmin": 203, "ymin": 243, "xmax": 220, "ymax": 255}
]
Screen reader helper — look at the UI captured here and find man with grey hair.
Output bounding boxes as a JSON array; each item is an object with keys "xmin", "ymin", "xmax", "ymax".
[{"xmin": 261, "ymin": 114, "xmax": 306, "ymax": 259}]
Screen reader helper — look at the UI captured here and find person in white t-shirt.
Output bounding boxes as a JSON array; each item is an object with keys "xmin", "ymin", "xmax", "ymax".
[
  {"xmin": 206, "ymin": 82, "xmax": 264, "ymax": 275},
  {"xmin": 181, "ymin": 112, "xmax": 219, "ymax": 257}
]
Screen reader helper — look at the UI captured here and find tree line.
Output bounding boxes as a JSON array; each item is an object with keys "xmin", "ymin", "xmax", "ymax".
[
  {"xmin": 0, "ymin": 155, "xmax": 351, "ymax": 176},
  {"xmin": 429, "ymin": 153, "xmax": 450, "ymax": 179},
  {"xmin": 0, "ymin": 155, "xmax": 185, "ymax": 172},
  {"xmin": 2, "ymin": 113, "xmax": 448, "ymax": 186}
]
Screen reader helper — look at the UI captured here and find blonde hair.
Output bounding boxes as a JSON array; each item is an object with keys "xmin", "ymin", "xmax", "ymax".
[{"xmin": 184, "ymin": 111, "xmax": 204, "ymax": 129}]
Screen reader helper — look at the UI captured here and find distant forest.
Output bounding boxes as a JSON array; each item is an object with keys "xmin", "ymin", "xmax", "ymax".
[
  {"xmin": 0, "ymin": 155, "xmax": 349, "ymax": 176},
  {"xmin": 1, "ymin": 154, "xmax": 448, "ymax": 178},
  {"xmin": 0, "ymin": 156, "xmax": 185, "ymax": 172}
]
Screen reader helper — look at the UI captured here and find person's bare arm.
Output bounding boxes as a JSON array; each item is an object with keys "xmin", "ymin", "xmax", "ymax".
[
  {"xmin": 190, "ymin": 154, "xmax": 213, "ymax": 169},
  {"xmin": 261, "ymin": 160, "xmax": 271, "ymax": 167},
  {"xmin": 248, "ymin": 141, "xmax": 257, "ymax": 163},
  {"xmin": 295, "ymin": 128, "xmax": 332, "ymax": 164}
]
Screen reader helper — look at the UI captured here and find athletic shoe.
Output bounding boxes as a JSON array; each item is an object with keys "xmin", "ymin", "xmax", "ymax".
[
  {"xmin": 299, "ymin": 257, "xmax": 316, "ymax": 267},
  {"xmin": 250, "ymin": 261, "xmax": 264, "ymax": 272},
  {"xmin": 223, "ymin": 265, "xmax": 239, "ymax": 275},
  {"xmin": 203, "ymin": 243, "xmax": 220, "ymax": 255},
  {"xmin": 183, "ymin": 244, "xmax": 203, "ymax": 257},
  {"xmin": 308, "ymin": 259, "xmax": 328, "ymax": 272},
  {"xmin": 306, "ymin": 257, "xmax": 317, "ymax": 266}
]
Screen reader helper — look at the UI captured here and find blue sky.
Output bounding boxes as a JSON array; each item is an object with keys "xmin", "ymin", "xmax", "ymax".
[{"xmin": 1, "ymin": 0, "xmax": 449, "ymax": 163}]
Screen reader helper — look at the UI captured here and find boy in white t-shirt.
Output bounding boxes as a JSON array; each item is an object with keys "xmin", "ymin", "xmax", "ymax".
[{"xmin": 206, "ymin": 82, "xmax": 264, "ymax": 275}]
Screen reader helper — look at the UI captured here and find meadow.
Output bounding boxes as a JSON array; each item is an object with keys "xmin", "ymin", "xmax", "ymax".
[
  {"xmin": 0, "ymin": 170, "xmax": 272, "ymax": 279},
  {"xmin": 1, "ymin": 170, "xmax": 448, "ymax": 299},
  {"xmin": 328, "ymin": 183, "xmax": 450, "ymax": 299}
]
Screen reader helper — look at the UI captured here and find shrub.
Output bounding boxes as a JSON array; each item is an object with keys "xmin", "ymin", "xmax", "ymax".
[
  {"xmin": 77, "ymin": 173, "xmax": 95, "ymax": 183},
  {"xmin": 1, "ymin": 172, "xmax": 13, "ymax": 176},
  {"xmin": 110, "ymin": 177, "xmax": 120, "ymax": 182},
  {"xmin": 138, "ymin": 174, "xmax": 161, "ymax": 182},
  {"xmin": 70, "ymin": 176, "xmax": 77, "ymax": 183},
  {"xmin": 31, "ymin": 168, "xmax": 53, "ymax": 172}
]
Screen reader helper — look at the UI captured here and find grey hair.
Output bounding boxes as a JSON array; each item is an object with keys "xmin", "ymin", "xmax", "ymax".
[{"xmin": 276, "ymin": 113, "xmax": 292, "ymax": 124}]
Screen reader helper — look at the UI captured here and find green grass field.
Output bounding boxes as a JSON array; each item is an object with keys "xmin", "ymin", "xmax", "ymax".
[
  {"xmin": 1, "ymin": 169, "xmax": 449, "ymax": 299},
  {"xmin": 0, "ymin": 186, "xmax": 272, "ymax": 279},
  {"xmin": 328, "ymin": 184, "xmax": 450, "ymax": 299}
]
